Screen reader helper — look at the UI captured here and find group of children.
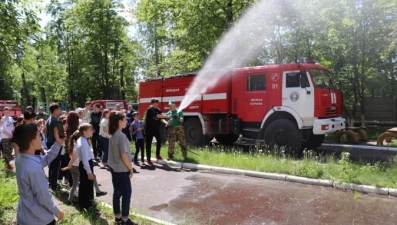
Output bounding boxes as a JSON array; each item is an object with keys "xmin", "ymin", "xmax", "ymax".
[
  {"xmin": 10, "ymin": 103, "xmax": 139, "ymax": 225},
  {"xmin": 5, "ymin": 98, "xmax": 190, "ymax": 225}
]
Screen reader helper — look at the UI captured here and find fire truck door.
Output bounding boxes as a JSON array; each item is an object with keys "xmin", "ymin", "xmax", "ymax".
[
  {"xmin": 282, "ymin": 71, "xmax": 314, "ymax": 123},
  {"xmin": 240, "ymin": 74, "xmax": 267, "ymax": 122}
]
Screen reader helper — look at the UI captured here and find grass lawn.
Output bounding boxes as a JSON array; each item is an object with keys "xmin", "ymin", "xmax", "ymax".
[{"xmin": 154, "ymin": 141, "xmax": 397, "ymax": 188}]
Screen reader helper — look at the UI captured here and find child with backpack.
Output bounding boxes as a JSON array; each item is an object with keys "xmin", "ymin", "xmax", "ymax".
[{"xmin": 129, "ymin": 112, "xmax": 145, "ymax": 165}]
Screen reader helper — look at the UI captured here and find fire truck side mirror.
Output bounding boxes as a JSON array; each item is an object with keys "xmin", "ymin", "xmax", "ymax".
[
  {"xmin": 300, "ymin": 72, "xmax": 310, "ymax": 88},
  {"xmin": 300, "ymin": 71, "xmax": 311, "ymax": 95}
]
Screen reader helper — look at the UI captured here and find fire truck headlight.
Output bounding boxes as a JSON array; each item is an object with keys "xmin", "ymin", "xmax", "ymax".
[{"xmin": 321, "ymin": 125, "xmax": 329, "ymax": 130}]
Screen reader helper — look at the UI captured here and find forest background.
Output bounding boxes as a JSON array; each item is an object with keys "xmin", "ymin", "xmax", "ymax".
[{"xmin": 0, "ymin": 0, "xmax": 396, "ymax": 123}]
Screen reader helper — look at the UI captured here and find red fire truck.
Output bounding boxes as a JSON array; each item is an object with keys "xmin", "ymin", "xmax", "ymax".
[
  {"xmin": 91, "ymin": 100, "xmax": 127, "ymax": 110},
  {"xmin": 139, "ymin": 62, "xmax": 345, "ymax": 152},
  {"xmin": 0, "ymin": 100, "xmax": 23, "ymax": 119}
]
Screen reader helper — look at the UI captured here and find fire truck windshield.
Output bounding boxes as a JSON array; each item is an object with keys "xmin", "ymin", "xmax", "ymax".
[{"xmin": 309, "ymin": 69, "xmax": 335, "ymax": 89}]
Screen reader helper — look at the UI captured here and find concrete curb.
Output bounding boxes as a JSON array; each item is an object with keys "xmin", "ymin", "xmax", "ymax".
[
  {"xmin": 286, "ymin": 175, "xmax": 334, "ymax": 187},
  {"xmin": 245, "ymin": 170, "xmax": 286, "ymax": 180},
  {"xmin": 389, "ymin": 188, "xmax": 397, "ymax": 197},
  {"xmin": 151, "ymin": 157, "xmax": 397, "ymax": 197},
  {"xmin": 333, "ymin": 182, "xmax": 389, "ymax": 195}
]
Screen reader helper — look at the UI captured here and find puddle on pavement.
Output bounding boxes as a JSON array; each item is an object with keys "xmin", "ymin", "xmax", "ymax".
[{"xmin": 163, "ymin": 173, "xmax": 397, "ymax": 225}]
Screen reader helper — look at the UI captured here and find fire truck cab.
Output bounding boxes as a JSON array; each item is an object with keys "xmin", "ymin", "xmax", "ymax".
[{"xmin": 139, "ymin": 63, "xmax": 345, "ymax": 153}]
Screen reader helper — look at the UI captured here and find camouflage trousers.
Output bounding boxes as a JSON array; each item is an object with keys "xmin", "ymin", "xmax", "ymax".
[
  {"xmin": 1, "ymin": 138, "xmax": 13, "ymax": 165},
  {"xmin": 168, "ymin": 126, "xmax": 187, "ymax": 157}
]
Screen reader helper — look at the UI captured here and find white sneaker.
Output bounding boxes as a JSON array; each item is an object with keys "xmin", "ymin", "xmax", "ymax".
[{"xmin": 63, "ymin": 180, "xmax": 69, "ymax": 186}]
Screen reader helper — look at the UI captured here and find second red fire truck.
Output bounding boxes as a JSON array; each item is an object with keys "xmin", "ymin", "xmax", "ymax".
[
  {"xmin": 139, "ymin": 62, "xmax": 345, "ymax": 153},
  {"xmin": 0, "ymin": 100, "xmax": 23, "ymax": 119}
]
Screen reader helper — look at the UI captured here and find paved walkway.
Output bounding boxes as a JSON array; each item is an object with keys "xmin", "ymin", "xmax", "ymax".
[{"xmin": 87, "ymin": 158, "xmax": 397, "ymax": 225}]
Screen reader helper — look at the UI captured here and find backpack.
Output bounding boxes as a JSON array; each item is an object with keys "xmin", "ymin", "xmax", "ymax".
[{"xmin": 129, "ymin": 122, "xmax": 138, "ymax": 142}]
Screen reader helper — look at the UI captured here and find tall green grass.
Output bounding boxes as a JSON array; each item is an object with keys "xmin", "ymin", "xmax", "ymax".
[
  {"xmin": 0, "ymin": 160, "xmax": 19, "ymax": 224},
  {"xmin": 149, "ymin": 143, "xmax": 397, "ymax": 188}
]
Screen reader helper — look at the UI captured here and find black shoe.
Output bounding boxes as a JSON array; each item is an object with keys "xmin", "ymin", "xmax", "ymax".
[
  {"xmin": 121, "ymin": 218, "xmax": 138, "ymax": 225},
  {"xmin": 132, "ymin": 168, "xmax": 138, "ymax": 173},
  {"xmin": 115, "ymin": 217, "xmax": 122, "ymax": 224},
  {"xmin": 96, "ymin": 191, "xmax": 107, "ymax": 197},
  {"xmin": 50, "ymin": 184, "xmax": 58, "ymax": 192}
]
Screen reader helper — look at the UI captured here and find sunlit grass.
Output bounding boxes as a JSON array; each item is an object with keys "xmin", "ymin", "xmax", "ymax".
[{"xmin": 144, "ymin": 142, "xmax": 397, "ymax": 188}]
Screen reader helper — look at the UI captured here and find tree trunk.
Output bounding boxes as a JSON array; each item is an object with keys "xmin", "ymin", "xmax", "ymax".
[
  {"xmin": 21, "ymin": 73, "xmax": 31, "ymax": 106},
  {"xmin": 226, "ymin": 0, "xmax": 233, "ymax": 25},
  {"xmin": 40, "ymin": 87, "xmax": 46, "ymax": 103},
  {"xmin": 120, "ymin": 62, "xmax": 125, "ymax": 100}
]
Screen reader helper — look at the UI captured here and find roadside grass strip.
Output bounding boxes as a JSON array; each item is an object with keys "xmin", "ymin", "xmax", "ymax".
[{"xmin": 149, "ymin": 143, "xmax": 397, "ymax": 191}]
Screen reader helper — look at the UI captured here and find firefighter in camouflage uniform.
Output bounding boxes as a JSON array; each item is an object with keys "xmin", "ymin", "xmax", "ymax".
[{"xmin": 163, "ymin": 100, "xmax": 187, "ymax": 160}]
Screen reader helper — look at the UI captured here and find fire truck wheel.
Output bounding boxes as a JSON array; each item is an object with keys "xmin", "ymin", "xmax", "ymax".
[
  {"xmin": 183, "ymin": 118, "xmax": 204, "ymax": 146},
  {"xmin": 264, "ymin": 119, "xmax": 302, "ymax": 153}
]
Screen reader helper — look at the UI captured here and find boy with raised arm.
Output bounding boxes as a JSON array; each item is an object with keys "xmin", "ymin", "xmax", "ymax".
[{"xmin": 13, "ymin": 124, "xmax": 65, "ymax": 225}]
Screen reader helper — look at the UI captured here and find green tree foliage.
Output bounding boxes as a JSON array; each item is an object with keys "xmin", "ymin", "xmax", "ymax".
[
  {"xmin": 134, "ymin": 0, "xmax": 397, "ymax": 123},
  {"xmin": 1, "ymin": 0, "xmax": 397, "ymax": 123},
  {"xmin": 135, "ymin": 0, "xmax": 253, "ymax": 77},
  {"xmin": 13, "ymin": 0, "xmax": 139, "ymax": 109},
  {"xmin": 0, "ymin": 0, "xmax": 39, "ymax": 100},
  {"xmin": 308, "ymin": 0, "xmax": 397, "ymax": 120}
]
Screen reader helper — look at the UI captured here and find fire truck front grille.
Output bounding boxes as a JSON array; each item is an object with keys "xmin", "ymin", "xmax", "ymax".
[{"xmin": 324, "ymin": 106, "xmax": 337, "ymax": 115}]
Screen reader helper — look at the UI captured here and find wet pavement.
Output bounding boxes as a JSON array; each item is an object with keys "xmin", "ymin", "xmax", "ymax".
[{"xmin": 90, "ymin": 161, "xmax": 397, "ymax": 225}]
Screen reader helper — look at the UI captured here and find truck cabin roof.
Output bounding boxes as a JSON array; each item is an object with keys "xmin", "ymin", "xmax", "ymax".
[{"xmin": 141, "ymin": 63, "xmax": 329, "ymax": 82}]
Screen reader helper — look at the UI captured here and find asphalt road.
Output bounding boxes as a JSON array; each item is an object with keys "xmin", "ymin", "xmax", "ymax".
[{"xmin": 89, "ymin": 159, "xmax": 397, "ymax": 225}]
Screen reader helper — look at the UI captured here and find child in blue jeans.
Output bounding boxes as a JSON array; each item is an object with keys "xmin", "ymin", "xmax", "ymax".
[{"xmin": 130, "ymin": 112, "xmax": 145, "ymax": 165}]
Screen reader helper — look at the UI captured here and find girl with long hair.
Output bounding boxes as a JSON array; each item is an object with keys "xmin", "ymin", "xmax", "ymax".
[
  {"xmin": 76, "ymin": 123, "xmax": 95, "ymax": 210},
  {"xmin": 62, "ymin": 111, "xmax": 80, "ymax": 186},
  {"xmin": 61, "ymin": 130, "xmax": 81, "ymax": 202},
  {"xmin": 62, "ymin": 128, "xmax": 107, "ymax": 204},
  {"xmin": 108, "ymin": 111, "xmax": 137, "ymax": 225}
]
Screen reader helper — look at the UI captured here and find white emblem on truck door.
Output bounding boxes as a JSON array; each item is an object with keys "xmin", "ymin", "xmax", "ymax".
[{"xmin": 290, "ymin": 91, "xmax": 299, "ymax": 102}]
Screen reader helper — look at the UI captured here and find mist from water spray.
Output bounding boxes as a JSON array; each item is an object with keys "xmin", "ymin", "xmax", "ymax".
[{"xmin": 178, "ymin": 0, "xmax": 313, "ymax": 111}]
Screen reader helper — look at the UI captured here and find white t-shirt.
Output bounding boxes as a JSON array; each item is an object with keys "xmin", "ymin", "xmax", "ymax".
[
  {"xmin": 61, "ymin": 145, "xmax": 66, "ymax": 155},
  {"xmin": 79, "ymin": 119, "xmax": 83, "ymax": 126},
  {"xmin": 41, "ymin": 132, "xmax": 47, "ymax": 149},
  {"xmin": 82, "ymin": 109, "xmax": 91, "ymax": 124},
  {"xmin": 76, "ymin": 137, "xmax": 94, "ymax": 174},
  {"xmin": 0, "ymin": 116, "xmax": 14, "ymax": 139},
  {"xmin": 99, "ymin": 118, "xmax": 108, "ymax": 138},
  {"xmin": 72, "ymin": 146, "xmax": 80, "ymax": 167}
]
